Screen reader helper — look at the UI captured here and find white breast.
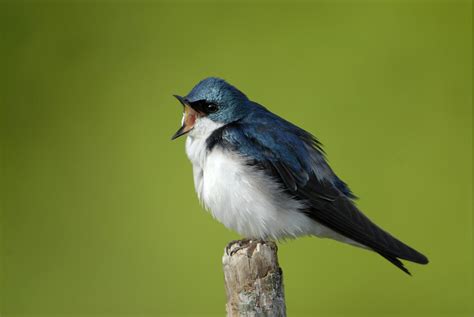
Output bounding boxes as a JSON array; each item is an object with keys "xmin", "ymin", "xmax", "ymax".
[
  {"xmin": 185, "ymin": 118, "xmax": 316, "ymax": 239},
  {"xmin": 184, "ymin": 118, "xmax": 364, "ymax": 245}
]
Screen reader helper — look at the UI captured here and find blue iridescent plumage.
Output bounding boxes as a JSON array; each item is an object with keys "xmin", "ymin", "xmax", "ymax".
[
  {"xmin": 174, "ymin": 77, "xmax": 428, "ymax": 275},
  {"xmin": 188, "ymin": 77, "xmax": 353, "ymax": 198}
]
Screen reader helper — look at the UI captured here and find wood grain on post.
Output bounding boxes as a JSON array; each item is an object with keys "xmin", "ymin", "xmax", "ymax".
[{"xmin": 222, "ymin": 240, "xmax": 286, "ymax": 317}]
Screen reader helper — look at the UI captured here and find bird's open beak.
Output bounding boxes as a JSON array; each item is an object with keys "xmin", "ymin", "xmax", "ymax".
[{"xmin": 171, "ymin": 95, "xmax": 198, "ymax": 140}]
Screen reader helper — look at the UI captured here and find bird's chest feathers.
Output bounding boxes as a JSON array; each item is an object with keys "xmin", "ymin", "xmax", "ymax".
[
  {"xmin": 184, "ymin": 118, "xmax": 311, "ymax": 239},
  {"xmin": 185, "ymin": 118, "xmax": 224, "ymax": 201},
  {"xmin": 185, "ymin": 118, "xmax": 255, "ymax": 234},
  {"xmin": 187, "ymin": 143, "xmax": 259, "ymax": 235}
]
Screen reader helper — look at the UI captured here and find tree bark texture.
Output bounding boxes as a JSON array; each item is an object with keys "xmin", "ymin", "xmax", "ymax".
[{"xmin": 222, "ymin": 240, "xmax": 286, "ymax": 317}]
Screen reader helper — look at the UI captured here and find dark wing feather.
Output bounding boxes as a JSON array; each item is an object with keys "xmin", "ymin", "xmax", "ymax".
[
  {"xmin": 298, "ymin": 175, "xmax": 428, "ymax": 270},
  {"xmin": 271, "ymin": 160, "xmax": 298, "ymax": 192},
  {"xmin": 210, "ymin": 115, "xmax": 428, "ymax": 274}
]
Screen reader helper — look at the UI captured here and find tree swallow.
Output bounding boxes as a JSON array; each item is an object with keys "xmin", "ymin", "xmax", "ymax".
[{"xmin": 172, "ymin": 77, "xmax": 428, "ymax": 275}]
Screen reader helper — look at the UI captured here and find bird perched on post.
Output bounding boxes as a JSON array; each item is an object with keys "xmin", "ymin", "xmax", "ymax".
[{"xmin": 172, "ymin": 77, "xmax": 428, "ymax": 275}]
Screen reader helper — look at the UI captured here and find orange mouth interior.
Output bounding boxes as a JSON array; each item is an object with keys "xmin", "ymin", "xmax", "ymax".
[{"xmin": 182, "ymin": 105, "xmax": 198, "ymax": 133}]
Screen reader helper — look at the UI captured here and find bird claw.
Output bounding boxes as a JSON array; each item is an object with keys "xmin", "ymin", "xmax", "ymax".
[
  {"xmin": 225, "ymin": 239, "xmax": 250, "ymax": 256},
  {"xmin": 225, "ymin": 239, "xmax": 266, "ymax": 257}
]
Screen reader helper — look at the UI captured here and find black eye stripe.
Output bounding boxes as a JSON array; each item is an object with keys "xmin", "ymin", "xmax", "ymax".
[{"xmin": 189, "ymin": 99, "xmax": 219, "ymax": 114}]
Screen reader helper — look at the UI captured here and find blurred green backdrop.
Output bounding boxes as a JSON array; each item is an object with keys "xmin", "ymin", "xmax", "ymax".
[{"xmin": 0, "ymin": 1, "xmax": 472, "ymax": 316}]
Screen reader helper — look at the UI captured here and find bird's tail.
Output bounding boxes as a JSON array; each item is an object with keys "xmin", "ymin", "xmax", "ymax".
[{"xmin": 373, "ymin": 233, "xmax": 429, "ymax": 275}]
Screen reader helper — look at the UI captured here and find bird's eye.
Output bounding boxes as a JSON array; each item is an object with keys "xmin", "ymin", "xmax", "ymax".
[
  {"xmin": 190, "ymin": 99, "xmax": 219, "ymax": 114},
  {"xmin": 205, "ymin": 103, "xmax": 218, "ymax": 113}
]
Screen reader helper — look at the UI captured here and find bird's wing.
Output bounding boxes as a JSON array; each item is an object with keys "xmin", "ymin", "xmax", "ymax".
[{"xmin": 209, "ymin": 117, "xmax": 428, "ymax": 274}]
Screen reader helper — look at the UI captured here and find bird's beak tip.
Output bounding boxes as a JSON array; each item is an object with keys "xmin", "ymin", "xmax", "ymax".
[
  {"xmin": 173, "ymin": 94, "xmax": 186, "ymax": 106},
  {"xmin": 171, "ymin": 94, "xmax": 196, "ymax": 140}
]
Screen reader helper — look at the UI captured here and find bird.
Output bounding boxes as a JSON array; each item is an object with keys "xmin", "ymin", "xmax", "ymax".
[{"xmin": 171, "ymin": 77, "xmax": 428, "ymax": 275}]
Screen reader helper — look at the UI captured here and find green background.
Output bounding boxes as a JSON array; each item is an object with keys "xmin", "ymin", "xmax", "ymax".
[{"xmin": 1, "ymin": 1, "xmax": 472, "ymax": 316}]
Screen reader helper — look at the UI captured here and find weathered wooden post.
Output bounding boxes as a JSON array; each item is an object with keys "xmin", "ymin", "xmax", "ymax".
[{"xmin": 222, "ymin": 240, "xmax": 286, "ymax": 317}]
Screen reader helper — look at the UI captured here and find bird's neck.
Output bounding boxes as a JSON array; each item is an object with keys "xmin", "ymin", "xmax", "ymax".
[
  {"xmin": 188, "ymin": 117, "xmax": 225, "ymax": 140},
  {"xmin": 185, "ymin": 117, "xmax": 225, "ymax": 176}
]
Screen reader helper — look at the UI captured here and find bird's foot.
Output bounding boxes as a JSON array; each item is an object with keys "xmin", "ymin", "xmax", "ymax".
[
  {"xmin": 225, "ymin": 239, "xmax": 267, "ymax": 257},
  {"xmin": 225, "ymin": 239, "xmax": 250, "ymax": 256}
]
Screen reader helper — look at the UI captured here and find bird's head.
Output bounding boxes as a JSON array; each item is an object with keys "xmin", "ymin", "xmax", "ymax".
[{"xmin": 171, "ymin": 77, "xmax": 249, "ymax": 139}]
